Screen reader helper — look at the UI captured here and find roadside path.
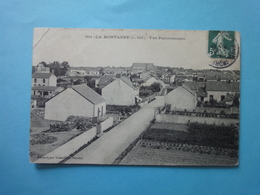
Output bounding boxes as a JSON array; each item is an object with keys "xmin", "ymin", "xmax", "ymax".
[{"xmin": 66, "ymin": 96, "xmax": 164, "ymax": 164}]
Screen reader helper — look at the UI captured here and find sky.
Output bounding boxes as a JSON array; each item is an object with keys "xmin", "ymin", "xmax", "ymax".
[{"xmin": 32, "ymin": 28, "xmax": 240, "ymax": 70}]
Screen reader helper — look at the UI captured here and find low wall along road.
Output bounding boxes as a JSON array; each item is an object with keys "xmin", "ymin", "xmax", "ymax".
[{"xmin": 34, "ymin": 117, "xmax": 113, "ymax": 163}]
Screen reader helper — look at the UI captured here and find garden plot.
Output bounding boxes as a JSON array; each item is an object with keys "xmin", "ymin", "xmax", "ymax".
[
  {"xmin": 151, "ymin": 123, "xmax": 188, "ymax": 132},
  {"xmin": 118, "ymin": 121, "xmax": 238, "ymax": 166},
  {"xmin": 30, "ymin": 109, "xmax": 85, "ymax": 162},
  {"xmin": 120, "ymin": 145, "xmax": 237, "ymax": 166}
]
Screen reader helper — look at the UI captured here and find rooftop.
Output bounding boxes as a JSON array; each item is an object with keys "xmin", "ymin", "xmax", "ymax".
[
  {"xmin": 32, "ymin": 86, "xmax": 60, "ymax": 91},
  {"xmin": 72, "ymin": 84, "xmax": 105, "ymax": 105},
  {"xmin": 32, "ymin": 73, "xmax": 53, "ymax": 78},
  {"xmin": 98, "ymin": 74, "xmax": 115, "ymax": 87},
  {"xmin": 206, "ymin": 81, "xmax": 240, "ymax": 92}
]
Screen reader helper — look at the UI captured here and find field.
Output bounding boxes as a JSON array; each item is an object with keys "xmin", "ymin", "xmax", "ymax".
[
  {"xmin": 120, "ymin": 141, "xmax": 238, "ymax": 166},
  {"xmin": 118, "ymin": 122, "xmax": 238, "ymax": 166}
]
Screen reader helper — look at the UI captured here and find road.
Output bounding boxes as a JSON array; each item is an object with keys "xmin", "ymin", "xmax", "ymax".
[{"xmin": 66, "ymin": 96, "xmax": 164, "ymax": 164}]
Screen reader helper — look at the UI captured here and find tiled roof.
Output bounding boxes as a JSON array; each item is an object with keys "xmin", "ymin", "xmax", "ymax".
[
  {"xmin": 98, "ymin": 74, "xmax": 115, "ymax": 87},
  {"xmin": 143, "ymin": 75, "xmax": 152, "ymax": 82},
  {"xmin": 120, "ymin": 76, "xmax": 136, "ymax": 89},
  {"xmin": 72, "ymin": 84, "xmax": 105, "ymax": 105},
  {"xmin": 206, "ymin": 81, "xmax": 240, "ymax": 92},
  {"xmin": 182, "ymin": 85, "xmax": 196, "ymax": 96},
  {"xmin": 196, "ymin": 87, "xmax": 208, "ymax": 97},
  {"xmin": 32, "ymin": 86, "xmax": 60, "ymax": 91},
  {"xmin": 183, "ymin": 81, "xmax": 206, "ymax": 91},
  {"xmin": 32, "ymin": 73, "xmax": 53, "ymax": 78}
]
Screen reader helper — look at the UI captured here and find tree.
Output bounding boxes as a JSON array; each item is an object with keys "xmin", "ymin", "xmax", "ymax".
[
  {"xmin": 48, "ymin": 61, "xmax": 70, "ymax": 76},
  {"xmin": 99, "ymin": 67, "xmax": 104, "ymax": 75},
  {"xmin": 151, "ymin": 82, "xmax": 161, "ymax": 92}
]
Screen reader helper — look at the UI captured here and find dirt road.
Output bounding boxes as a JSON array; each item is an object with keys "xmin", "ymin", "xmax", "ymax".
[{"xmin": 66, "ymin": 96, "xmax": 164, "ymax": 164}]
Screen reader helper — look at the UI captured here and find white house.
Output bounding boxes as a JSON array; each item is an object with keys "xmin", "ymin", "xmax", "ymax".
[
  {"xmin": 32, "ymin": 86, "xmax": 63, "ymax": 98},
  {"xmin": 170, "ymin": 75, "xmax": 176, "ymax": 83},
  {"xmin": 45, "ymin": 84, "xmax": 106, "ymax": 121},
  {"xmin": 36, "ymin": 63, "xmax": 50, "ymax": 73},
  {"xmin": 68, "ymin": 67, "xmax": 87, "ymax": 76},
  {"xmin": 141, "ymin": 75, "xmax": 159, "ymax": 86},
  {"xmin": 165, "ymin": 85, "xmax": 196, "ymax": 111},
  {"xmin": 205, "ymin": 81, "xmax": 240, "ymax": 102},
  {"xmin": 32, "ymin": 72, "xmax": 57, "ymax": 87},
  {"xmin": 102, "ymin": 75, "xmax": 139, "ymax": 106}
]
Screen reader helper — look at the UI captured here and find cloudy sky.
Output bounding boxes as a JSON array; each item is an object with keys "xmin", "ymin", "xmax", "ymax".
[{"xmin": 32, "ymin": 28, "xmax": 240, "ymax": 70}]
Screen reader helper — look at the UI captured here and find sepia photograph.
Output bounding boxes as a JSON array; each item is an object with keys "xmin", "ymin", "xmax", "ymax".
[{"xmin": 30, "ymin": 28, "xmax": 240, "ymax": 166}]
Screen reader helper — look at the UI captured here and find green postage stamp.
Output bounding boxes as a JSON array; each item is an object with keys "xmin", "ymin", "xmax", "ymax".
[{"xmin": 208, "ymin": 31, "xmax": 239, "ymax": 69}]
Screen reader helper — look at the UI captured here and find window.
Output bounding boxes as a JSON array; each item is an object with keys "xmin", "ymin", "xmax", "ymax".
[
  {"xmin": 98, "ymin": 108, "xmax": 100, "ymax": 117},
  {"xmin": 209, "ymin": 95, "xmax": 213, "ymax": 100},
  {"xmin": 34, "ymin": 78, "xmax": 37, "ymax": 83},
  {"xmin": 221, "ymin": 95, "xmax": 225, "ymax": 101},
  {"xmin": 101, "ymin": 106, "xmax": 103, "ymax": 116},
  {"xmin": 43, "ymin": 92, "xmax": 48, "ymax": 96},
  {"xmin": 43, "ymin": 79, "xmax": 45, "ymax": 83}
]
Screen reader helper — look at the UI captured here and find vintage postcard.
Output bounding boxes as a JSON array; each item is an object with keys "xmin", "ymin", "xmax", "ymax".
[{"xmin": 30, "ymin": 28, "xmax": 240, "ymax": 166}]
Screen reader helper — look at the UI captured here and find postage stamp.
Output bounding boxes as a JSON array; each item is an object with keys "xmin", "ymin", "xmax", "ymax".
[{"xmin": 207, "ymin": 31, "xmax": 239, "ymax": 69}]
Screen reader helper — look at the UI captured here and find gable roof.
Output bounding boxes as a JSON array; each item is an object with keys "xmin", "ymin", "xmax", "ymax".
[
  {"xmin": 72, "ymin": 84, "xmax": 105, "ymax": 105},
  {"xmin": 32, "ymin": 73, "xmax": 53, "ymax": 78},
  {"xmin": 32, "ymin": 86, "xmax": 60, "ymax": 91},
  {"xmin": 183, "ymin": 81, "xmax": 206, "ymax": 91},
  {"xmin": 182, "ymin": 85, "xmax": 196, "ymax": 96},
  {"xmin": 120, "ymin": 76, "xmax": 136, "ymax": 89},
  {"xmin": 166, "ymin": 86, "xmax": 195, "ymax": 97},
  {"xmin": 206, "ymin": 81, "xmax": 240, "ymax": 92},
  {"xmin": 98, "ymin": 74, "xmax": 115, "ymax": 87}
]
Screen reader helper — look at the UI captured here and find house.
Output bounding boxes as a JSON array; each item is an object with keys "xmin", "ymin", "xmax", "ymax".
[
  {"xmin": 36, "ymin": 63, "xmax": 50, "ymax": 73},
  {"xmin": 141, "ymin": 75, "xmax": 159, "ymax": 86},
  {"xmin": 183, "ymin": 81, "xmax": 207, "ymax": 101},
  {"xmin": 68, "ymin": 67, "xmax": 86, "ymax": 76},
  {"xmin": 170, "ymin": 75, "xmax": 176, "ymax": 83},
  {"xmin": 102, "ymin": 75, "xmax": 139, "ymax": 106},
  {"xmin": 205, "ymin": 81, "xmax": 240, "ymax": 102},
  {"xmin": 165, "ymin": 85, "xmax": 196, "ymax": 111},
  {"xmin": 97, "ymin": 74, "xmax": 115, "ymax": 89},
  {"xmin": 32, "ymin": 72, "xmax": 57, "ymax": 87},
  {"xmin": 45, "ymin": 84, "xmax": 106, "ymax": 121},
  {"xmin": 131, "ymin": 63, "xmax": 156, "ymax": 73},
  {"xmin": 32, "ymin": 86, "xmax": 63, "ymax": 98},
  {"xmin": 140, "ymin": 71, "xmax": 151, "ymax": 79}
]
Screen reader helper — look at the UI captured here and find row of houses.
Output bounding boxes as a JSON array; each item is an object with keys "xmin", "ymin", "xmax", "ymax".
[{"xmin": 165, "ymin": 81, "xmax": 240, "ymax": 111}]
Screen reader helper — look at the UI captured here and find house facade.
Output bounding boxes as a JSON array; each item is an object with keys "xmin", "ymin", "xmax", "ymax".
[
  {"xmin": 32, "ymin": 72, "xmax": 57, "ymax": 87},
  {"xmin": 45, "ymin": 84, "xmax": 106, "ymax": 121},
  {"xmin": 206, "ymin": 81, "xmax": 239, "ymax": 102},
  {"xmin": 31, "ymin": 86, "xmax": 63, "ymax": 98},
  {"xmin": 97, "ymin": 74, "xmax": 115, "ymax": 89},
  {"xmin": 141, "ymin": 75, "xmax": 159, "ymax": 86},
  {"xmin": 165, "ymin": 86, "xmax": 196, "ymax": 111},
  {"xmin": 102, "ymin": 76, "xmax": 139, "ymax": 106}
]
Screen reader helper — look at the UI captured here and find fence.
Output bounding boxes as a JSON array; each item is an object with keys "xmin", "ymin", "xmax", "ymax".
[{"xmin": 156, "ymin": 114, "xmax": 239, "ymax": 126}]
